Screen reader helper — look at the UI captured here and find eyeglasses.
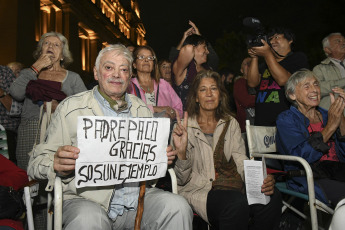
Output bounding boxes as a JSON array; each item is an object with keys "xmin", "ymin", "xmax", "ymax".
[
  {"xmin": 137, "ymin": 55, "xmax": 155, "ymax": 61},
  {"xmin": 43, "ymin": 41, "xmax": 62, "ymax": 48}
]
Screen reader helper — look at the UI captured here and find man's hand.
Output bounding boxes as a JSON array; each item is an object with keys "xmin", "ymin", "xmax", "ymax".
[
  {"xmin": 54, "ymin": 145, "xmax": 79, "ymax": 177},
  {"xmin": 261, "ymin": 174, "xmax": 275, "ymax": 195},
  {"xmin": 166, "ymin": 145, "xmax": 177, "ymax": 165},
  {"xmin": 172, "ymin": 111, "xmax": 188, "ymax": 160},
  {"xmin": 248, "ymin": 40, "xmax": 272, "ymax": 58}
]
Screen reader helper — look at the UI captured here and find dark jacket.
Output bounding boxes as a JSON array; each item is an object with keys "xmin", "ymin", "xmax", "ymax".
[{"xmin": 276, "ymin": 106, "xmax": 345, "ymax": 203}]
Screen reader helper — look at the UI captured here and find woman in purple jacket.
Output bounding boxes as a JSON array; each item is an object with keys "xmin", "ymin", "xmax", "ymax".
[{"xmin": 127, "ymin": 46, "xmax": 183, "ymax": 119}]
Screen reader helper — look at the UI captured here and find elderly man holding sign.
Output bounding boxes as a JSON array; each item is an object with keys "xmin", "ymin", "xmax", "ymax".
[{"xmin": 28, "ymin": 44, "xmax": 192, "ymax": 230}]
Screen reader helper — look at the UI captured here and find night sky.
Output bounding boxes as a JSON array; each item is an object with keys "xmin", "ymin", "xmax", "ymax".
[{"xmin": 138, "ymin": 0, "xmax": 345, "ymax": 69}]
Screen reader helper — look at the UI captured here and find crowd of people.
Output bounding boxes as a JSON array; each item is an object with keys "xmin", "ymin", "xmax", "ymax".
[{"xmin": 0, "ymin": 20, "xmax": 345, "ymax": 230}]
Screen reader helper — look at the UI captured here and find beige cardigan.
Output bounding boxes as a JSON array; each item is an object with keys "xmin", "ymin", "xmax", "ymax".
[
  {"xmin": 28, "ymin": 88, "xmax": 153, "ymax": 212},
  {"xmin": 173, "ymin": 115, "xmax": 248, "ymax": 223}
]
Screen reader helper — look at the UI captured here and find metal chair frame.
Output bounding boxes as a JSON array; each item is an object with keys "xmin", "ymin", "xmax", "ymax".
[{"xmin": 245, "ymin": 120, "xmax": 334, "ymax": 230}]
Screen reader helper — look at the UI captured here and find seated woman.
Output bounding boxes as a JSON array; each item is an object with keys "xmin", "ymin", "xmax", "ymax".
[
  {"xmin": 276, "ymin": 69, "xmax": 345, "ymax": 207},
  {"xmin": 172, "ymin": 70, "xmax": 282, "ymax": 230},
  {"xmin": 127, "ymin": 46, "xmax": 182, "ymax": 119}
]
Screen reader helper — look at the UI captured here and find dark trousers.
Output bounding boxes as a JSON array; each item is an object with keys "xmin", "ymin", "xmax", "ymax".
[
  {"xmin": 207, "ymin": 189, "xmax": 282, "ymax": 230},
  {"xmin": 312, "ymin": 161, "xmax": 345, "ymax": 206}
]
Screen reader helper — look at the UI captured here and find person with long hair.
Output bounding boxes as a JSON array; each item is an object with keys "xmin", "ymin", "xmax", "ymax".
[{"xmin": 172, "ymin": 70, "xmax": 282, "ymax": 230}]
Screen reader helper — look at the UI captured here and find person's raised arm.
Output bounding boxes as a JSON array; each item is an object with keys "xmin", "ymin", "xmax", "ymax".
[
  {"xmin": 322, "ymin": 93, "xmax": 345, "ymax": 140},
  {"xmin": 246, "ymin": 49, "xmax": 261, "ymax": 87},
  {"xmin": 176, "ymin": 21, "xmax": 200, "ymax": 50},
  {"xmin": 173, "ymin": 45, "xmax": 195, "ymax": 86},
  {"xmin": 169, "ymin": 20, "xmax": 199, "ymax": 61},
  {"xmin": 250, "ymin": 40, "xmax": 291, "ymax": 86},
  {"xmin": 169, "ymin": 27, "xmax": 194, "ymax": 62}
]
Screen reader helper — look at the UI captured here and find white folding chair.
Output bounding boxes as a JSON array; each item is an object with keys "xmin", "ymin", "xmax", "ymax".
[
  {"xmin": 245, "ymin": 120, "xmax": 334, "ymax": 230},
  {"xmin": 23, "ymin": 179, "xmax": 39, "ymax": 230}
]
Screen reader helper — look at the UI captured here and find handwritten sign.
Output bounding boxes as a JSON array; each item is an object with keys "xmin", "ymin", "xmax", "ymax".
[{"xmin": 75, "ymin": 116, "xmax": 170, "ymax": 188}]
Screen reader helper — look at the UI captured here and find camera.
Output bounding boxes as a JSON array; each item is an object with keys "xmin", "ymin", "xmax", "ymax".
[{"xmin": 243, "ymin": 17, "xmax": 269, "ymax": 48}]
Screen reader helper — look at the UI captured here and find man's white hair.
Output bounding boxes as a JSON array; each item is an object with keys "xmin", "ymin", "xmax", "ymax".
[
  {"xmin": 322, "ymin": 32, "xmax": 343, "ymax": 57},
  {"xmin": 95, "ymin": 44, "xmax": 133, "ymax": 75}
]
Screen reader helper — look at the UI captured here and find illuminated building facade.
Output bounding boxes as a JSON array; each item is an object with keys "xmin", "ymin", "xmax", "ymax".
[{"xmin": 0, "ymin": 0, "xmax": 146, "ymax": 83}]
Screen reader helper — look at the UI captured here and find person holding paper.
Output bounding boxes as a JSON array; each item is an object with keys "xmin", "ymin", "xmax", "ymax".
[
  {"xmin": 172, "ymin": 70, "xmax": 281, "ymax": 230},
  {"xmin": 27, "ymin": 44, "xmax": 192, "ymax": 230},
  {"xmin": 276, "ymin": 69, "xmax": 345, "ymax": 207}
]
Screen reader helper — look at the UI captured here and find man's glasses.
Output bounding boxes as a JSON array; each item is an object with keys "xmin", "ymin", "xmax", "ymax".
[{"xmin": 137, "ymin": 55, "xmax": 155, "ymax": 61}]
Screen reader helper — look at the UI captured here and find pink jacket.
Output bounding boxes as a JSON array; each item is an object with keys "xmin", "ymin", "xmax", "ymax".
[{"xmin": 128, "ymin": 78, "xmax": 183, "ymax": 116}]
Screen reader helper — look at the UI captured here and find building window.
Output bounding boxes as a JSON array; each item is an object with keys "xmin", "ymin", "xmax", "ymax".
[
  {"xmin": 38, "ymin": 1, "xmax": 62, "ymax": 41},
  {"xmin": 79, "ymin": 23, "xmax": 98, "ymax": 72}
]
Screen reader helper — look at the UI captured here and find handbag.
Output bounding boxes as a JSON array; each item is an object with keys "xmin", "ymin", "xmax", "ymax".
[
  {"xmin": 28, "ymin": 101, "xmax": 52, "ymax": 157},
  {"xmin": 0, "ymin": 185, "xmax": 25, "ymax": 220},
  {"xmin": 212, "ymin": 119, "xmax": 245, "ymax": 192}
]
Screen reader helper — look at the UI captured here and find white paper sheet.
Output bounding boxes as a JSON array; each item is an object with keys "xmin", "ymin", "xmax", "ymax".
[{"xmin": 244, "ymin": 158, "xmax": 270, "ymax": 205}]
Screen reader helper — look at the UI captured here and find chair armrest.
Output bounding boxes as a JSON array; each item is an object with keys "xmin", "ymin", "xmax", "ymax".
[
  {"xmin": 54, "ymin": 176, "xmax": 63, "ymax": 230},
  {"xmin": 168, "ymin": 168, "xmax": 178, "ymax": 194},
  {"xmin": 24, "ymin": 186, "xmax": 34, "ymax": 230},
  {"xmin": 252, "ymin": 153, "xmax": 318, "ymax": 227}
]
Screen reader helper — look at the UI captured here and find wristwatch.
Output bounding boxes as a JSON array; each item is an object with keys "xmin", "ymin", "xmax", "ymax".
[{"xmin": 0, "ymin": 91, "xmax": 7, "ymax": 98}]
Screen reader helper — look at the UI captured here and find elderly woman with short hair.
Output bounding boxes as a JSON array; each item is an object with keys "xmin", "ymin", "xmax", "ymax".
[
  {"xmin": 276, "ymin": 69, "xmax": 345, "ymax": 207},
  {"xmin": 10, "ymin": 31, "xmax": 86, "ymax": 170}
]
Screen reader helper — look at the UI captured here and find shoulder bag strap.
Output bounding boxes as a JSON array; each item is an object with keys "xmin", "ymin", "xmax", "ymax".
[
  {"xmin": 133, "ymin": 82, "xmax": 141, "ymax": 100},
  {"xmin": 213, "ymin": 118, "xmax": 231, "ymax": 160},
  {"xmin": 39, "ymin": 101, "xmax": 52, "ymax": 143},
  {"xmin": 156, "ymin": 84, "xmax": 160, "ymax": 105}
]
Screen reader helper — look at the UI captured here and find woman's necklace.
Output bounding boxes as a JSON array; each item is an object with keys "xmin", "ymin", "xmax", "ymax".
[
  {"xmin": 308, "ymin": 111, "xmax": 324, "ymax": 133},
  {"xmin": 315, "ymin": 111, "xmax": 323, "ymax": 125},
  {"xmin": 138, "ymin": 79, "xmax": 152, "ymax": 93}
]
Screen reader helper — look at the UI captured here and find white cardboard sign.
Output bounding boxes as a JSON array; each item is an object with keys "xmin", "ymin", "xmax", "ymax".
[{"xmin": 75, "ymin": 116, "xmax": 170, "ymax": 188}]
